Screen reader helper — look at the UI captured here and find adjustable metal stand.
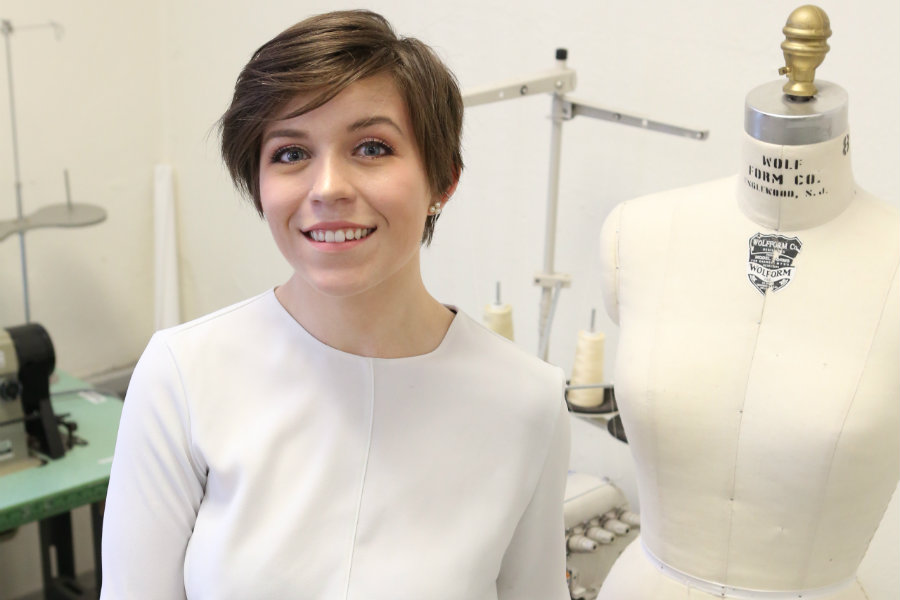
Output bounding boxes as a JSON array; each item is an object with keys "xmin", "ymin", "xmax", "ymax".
[
  {"xmin": 463, "ymin": 49, "xmax": 708, "ymax": 361},
  {"xmin": 1, "ymin": 19, "xmax": 107, "ymax": 323}
]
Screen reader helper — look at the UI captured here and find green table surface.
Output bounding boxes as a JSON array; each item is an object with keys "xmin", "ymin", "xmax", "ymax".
[{"xmin": 0, "ymin": 371, "xmax": 123, "ymax": 531}]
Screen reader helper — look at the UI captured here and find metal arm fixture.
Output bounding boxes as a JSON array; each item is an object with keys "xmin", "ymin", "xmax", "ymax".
[{"xmin": 463, "ymin": 49, "xmax": 708, "ymax": 361}]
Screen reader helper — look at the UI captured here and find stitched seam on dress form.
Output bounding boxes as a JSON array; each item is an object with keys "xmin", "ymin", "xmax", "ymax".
[
  {"xmin": 613, "ymin": 202, "xmax": 624, "ymax": 325},
  {"xmin": 644, "ymin": 539, "xmax": 858, "ymax": 598},
  {"xmin": 342, "ymin": 358, "xmax": 376, "ymax": 599},
  {"xmin": 651, "ymin": 202, "xmax": 681, "ymax": 545},
  {"xmin": 722, "ymin": 277, "xmax": 769, "ymax": 583},
  {"xmin": 858, "ymin": 576, "xmax": 870, "ymax": 600},
  {"xmin": 797, "ymin": 260, "xmax": 900, "ymax": 586}
]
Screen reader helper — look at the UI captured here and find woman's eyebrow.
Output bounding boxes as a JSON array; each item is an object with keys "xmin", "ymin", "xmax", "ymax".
[
  {"xmin": 348, "ymin": 115, "xmax": 403, "ymax": 134},
  {"xmin": 262, "ymin": 128, "xmax": 308, "ymax": 144},
  {"xmin": 261, "ymin": 116, "xmax": 402, "ymax": 144}
]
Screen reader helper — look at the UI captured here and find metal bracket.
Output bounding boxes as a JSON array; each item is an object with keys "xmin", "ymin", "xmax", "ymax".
[
  {"xmin": 462, "ymin": 68, "xmax": 707, "ymax": 141},
  {"xmin": 463, "ymin": 67, "xmax": 576, "ymax": 107},
  {"xmin": 564, "ymin": 96, "xmax": 708, "ymax": 140},
  {"xmin": 534, "ymin": 272, "xmax": 572, "ymax": 288}
]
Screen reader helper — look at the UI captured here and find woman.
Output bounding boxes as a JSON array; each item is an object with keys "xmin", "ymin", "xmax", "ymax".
[{"xmin": 100, "ymin": 10, "xmax": 570, "ymax": 600}]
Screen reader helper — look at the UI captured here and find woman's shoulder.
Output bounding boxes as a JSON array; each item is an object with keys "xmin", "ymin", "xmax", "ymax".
[
  {"xmin": 451, "ymin": 309, "xmax": 554, "ymax": 359},
  {"xmin": 151, "ymin": 289, "xmax": 282, "ymax": 351},
  {"xmin": 135, "ymin": 290, "xmax": 295, "ymax": 382},
  {"xmin": 130, "ymin": 290, "xmax": 291, "ymax": 404},
  {"xmin": 445, "ymin": 309, "xmax": 566, "ymax": 394}
]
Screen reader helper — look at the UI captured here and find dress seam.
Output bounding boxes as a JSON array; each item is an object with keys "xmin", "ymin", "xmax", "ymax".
[
  {"xmin": 159, "ymin": 336, "xmax": 205, "ymax": 481},
  {"xmin": 343, "ymin": 357, "xmax": 376, "ymax": 599},
  {"xmin": 799, "ymin": 260, "xmax": 900, "ymax": 583},
  {"xmin": 163, "ymin": 290, "xmax": 271, "ymax": 340},
  {"xmin": 723, "ymin": 251, "xmax": 769, "ymax": 582}
]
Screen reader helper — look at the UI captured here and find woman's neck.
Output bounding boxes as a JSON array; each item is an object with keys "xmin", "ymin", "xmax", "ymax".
[
  {"xmin": 275, "ymin": 265, "xmax": 454, "ymax": 359},
  {"xmin": 737, "ymin": 129, "xmax": 855, "ymax": 231}
]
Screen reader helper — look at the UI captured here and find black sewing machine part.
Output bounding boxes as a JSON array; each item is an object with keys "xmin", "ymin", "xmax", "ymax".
[{"xmin": 4, "ymin": 323, "xmax": 67, "ymax": 459}]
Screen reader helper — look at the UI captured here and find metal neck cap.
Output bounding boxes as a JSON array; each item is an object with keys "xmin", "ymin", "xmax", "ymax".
[{"xmin": 744, "ymin": 79, "xmax": 847, "ymax": 146}]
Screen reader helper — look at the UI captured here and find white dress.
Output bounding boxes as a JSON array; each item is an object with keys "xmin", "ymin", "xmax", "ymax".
[{"xmin": 100, "ymin": 290, "xmax": 570, "ymax": 600}]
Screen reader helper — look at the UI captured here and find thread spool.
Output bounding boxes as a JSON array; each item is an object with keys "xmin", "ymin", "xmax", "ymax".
[
  {"xmin": 483, "ymin": 281, "xmax": 514, "ymax": 341},
  {"xmin": 586, "ymin": 526, "xmax": 615, "ymax": 544},
  {"xmin": 568, "ymin": 329, "xmax": 605, "ymax": 407},
  {"xmin": 619, "ymin": 511, "xmax": 640, "ymax": 527},
  {"xmin": 567, "ymin": 534, "xmax": 598, "ymax": 553},
  {"xmin": 602, "ymin": 518, "xmax": 630, "ymax": 535},
  {"xmin": 483, "ymin": 303, "xmax": 514, "ymax": 340}
]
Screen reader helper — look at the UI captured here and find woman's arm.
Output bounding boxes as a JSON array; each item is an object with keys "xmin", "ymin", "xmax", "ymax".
[
  {"xmin": 100, "ymin": 334, "xmax": 206, "ymax": 599},
  {"xmin": 496, "ymin": 387, "xmax": 571, "ymax": 600}
]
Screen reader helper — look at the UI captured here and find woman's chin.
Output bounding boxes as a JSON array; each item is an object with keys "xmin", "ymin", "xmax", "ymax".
[{"xmin": 290, "ymin": 272, "xmax": 378, "ymax": 301}]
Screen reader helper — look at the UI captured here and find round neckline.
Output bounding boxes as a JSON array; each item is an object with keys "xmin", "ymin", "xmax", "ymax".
[{"xmin": 265, "ymin": 288, "xmax": 461, "ymax": 362}]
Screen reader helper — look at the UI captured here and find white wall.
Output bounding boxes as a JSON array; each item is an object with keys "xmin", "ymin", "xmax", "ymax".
[{"xmin": 0, "ymin": 0, "xmax": 897, "ymax": 597}]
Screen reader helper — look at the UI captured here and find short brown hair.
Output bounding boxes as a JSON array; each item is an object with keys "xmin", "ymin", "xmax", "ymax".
[{"xmin": 219, "ymin": 10, "xmax": 463, "ymax": 245}]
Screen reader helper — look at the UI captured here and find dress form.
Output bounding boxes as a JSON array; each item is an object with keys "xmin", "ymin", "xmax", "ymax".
[{"xmin": 596, "ymin": 8, "xmax": 899, "ymax": 599}]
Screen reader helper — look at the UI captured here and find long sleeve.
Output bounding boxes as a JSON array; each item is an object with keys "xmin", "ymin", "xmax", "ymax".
[
  {"xmin": 100, "ymin": 333, "xmax": 206, "ymax": 600},
  {"xmin": 496, "ymin": 393, "xmax": 571, "ymax": 600}
]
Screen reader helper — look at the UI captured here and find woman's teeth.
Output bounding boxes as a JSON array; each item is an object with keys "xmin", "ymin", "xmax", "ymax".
[{"xmin": 308, "ymin": 228, "xmax": 372, "ymax": 243}]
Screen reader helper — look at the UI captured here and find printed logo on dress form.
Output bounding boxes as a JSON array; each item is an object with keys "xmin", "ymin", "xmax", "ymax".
[{"xmin": 747, "ymin": 233, "xmax": 802, "ymax": 295}]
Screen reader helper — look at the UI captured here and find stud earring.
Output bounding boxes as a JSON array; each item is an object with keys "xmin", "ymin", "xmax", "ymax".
[{"xmin": 428, "ymin": 202, "xmax": 442, "ymax": 216}]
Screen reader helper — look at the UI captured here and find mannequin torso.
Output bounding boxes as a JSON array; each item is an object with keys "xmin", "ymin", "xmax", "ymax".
[{"xmin": 596, "ymin": 82, "xmax": 899, "ymax": 599}]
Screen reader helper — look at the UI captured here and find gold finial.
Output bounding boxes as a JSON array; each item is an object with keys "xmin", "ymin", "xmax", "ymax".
[{"xmin": 777, "ymin": 5, "xmax": 831, "ymax": 98}]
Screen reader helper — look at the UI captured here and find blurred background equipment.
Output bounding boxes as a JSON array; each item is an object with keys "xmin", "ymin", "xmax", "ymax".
[
  {"xmin": 564, "ymin": 472, "xmax": 639, "ymax": 599},
  {"xmin": 1, "ymin": 19, "xmax": 106, "ymax": 323},
  {"xmin": 464, "ymin": 49, "xmax": 707, "ymax": 362},
  {"xmin": 0, "ymin": 323, "xmax": 74, "ymax": 477}
]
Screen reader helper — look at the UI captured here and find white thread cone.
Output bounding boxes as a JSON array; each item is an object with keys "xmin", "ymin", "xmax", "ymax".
[
  {"xmin": 483, "ymin": 303, "xmax": 514, "ymax": 341},
  {"xmin": 568, "ymin": 330, "xmax": 605, "ymax": 407}
]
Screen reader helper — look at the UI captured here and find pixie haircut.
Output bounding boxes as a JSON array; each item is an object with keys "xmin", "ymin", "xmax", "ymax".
[{"xmin": 219, "ymin": 10, "xmax": 464, "ymax": 245}]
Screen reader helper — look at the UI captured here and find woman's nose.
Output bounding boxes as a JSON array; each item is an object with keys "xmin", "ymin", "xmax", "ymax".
[{"xmin": 309, "ymin": 153, "xmax": 353, "ymax": 204}]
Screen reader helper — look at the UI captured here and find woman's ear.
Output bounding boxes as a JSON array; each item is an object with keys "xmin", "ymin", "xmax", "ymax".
[{"xmin": 438, "ymin": 175, "xmax": 460, "ymax": 208}]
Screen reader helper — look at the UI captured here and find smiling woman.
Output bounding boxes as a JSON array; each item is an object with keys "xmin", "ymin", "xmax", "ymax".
[
  {"xmin": 258, "ymin": 74, "xmax": 441, "ymax": 324},
  {"xmin": 98, "ymin": 10, "xmax": 570, "ymax": 600}
]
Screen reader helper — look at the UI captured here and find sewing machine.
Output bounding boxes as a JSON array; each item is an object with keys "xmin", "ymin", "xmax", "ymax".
[{"xmin": 0, "ymin": 323, "xmax": 70, "ymax": 477}]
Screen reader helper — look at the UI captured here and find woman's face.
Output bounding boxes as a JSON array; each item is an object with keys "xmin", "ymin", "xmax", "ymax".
[{"xmin": 259, "ymin": 73, "xmax": 439, "ymax": 300}]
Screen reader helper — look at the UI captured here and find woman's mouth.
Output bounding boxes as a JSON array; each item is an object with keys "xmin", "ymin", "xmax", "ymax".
[{"xmin": 304, "ymin": 227, "xmax": 374, "ymax": 243}]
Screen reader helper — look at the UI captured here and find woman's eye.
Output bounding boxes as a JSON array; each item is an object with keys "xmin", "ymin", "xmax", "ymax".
[
  {"xmin": 356, "ymin": 140, "xmax": 392, "ymax": 158},
  {"xmin": 273, "ymin": 147, "xmax": 307, "ymax": 163}
]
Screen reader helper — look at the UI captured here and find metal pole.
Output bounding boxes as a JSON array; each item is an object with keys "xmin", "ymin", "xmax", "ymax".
[
  {"xmin": 64, "ymin": 168, "xmax": 72, "ymax": 208},
  {"xmin": 2, "ymin": 21, "xmax": 31, "ymax": 322},
  {"xmin": 538, "ymin": 88, "xmax": 565, "ymax": 360}
]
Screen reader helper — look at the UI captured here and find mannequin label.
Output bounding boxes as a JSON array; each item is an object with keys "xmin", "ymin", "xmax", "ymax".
[
  {"xmin": 746, "ymin": 154, "xmax": 829, "ymax": 200},
  {"xmin": 747, "ymin": 233, "xmax": 803, "ymax": 294}
]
